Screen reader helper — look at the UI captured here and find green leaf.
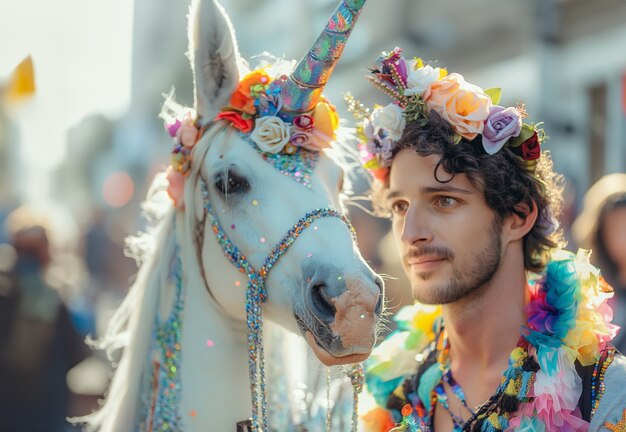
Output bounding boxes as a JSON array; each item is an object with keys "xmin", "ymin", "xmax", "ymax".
[
  {"xmin": 405, "ymin": 331, "xmax": 423, "ymax": 349},
  {"xmin": 507, "ymin": 124, "xmax": 536, "ymax": 148},
  {"xmin": 484, "ymin": 87, "xmax": 502, "ymax": 105}
]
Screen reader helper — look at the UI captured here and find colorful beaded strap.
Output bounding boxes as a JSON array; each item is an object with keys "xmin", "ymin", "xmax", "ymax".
[{"xmin": 200, "ymin": 179, "xmax": 357, "ymax": 431}]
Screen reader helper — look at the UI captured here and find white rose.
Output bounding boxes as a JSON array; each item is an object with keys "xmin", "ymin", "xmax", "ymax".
[
  {"xmin": 250, "ymin": 116, "xmax": 290, "ymax": 154},
  {"xmin": 370, "ymin": 103, "xmax": 406, "ymax": 140},
  {"xmin": 405, "ymin": 63, "xmax": 441, "ymax": 96}
]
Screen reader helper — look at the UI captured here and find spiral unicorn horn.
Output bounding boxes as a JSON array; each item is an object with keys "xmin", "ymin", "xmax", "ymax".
[{"xmin": 280, "ymin": 0, "xmax": 366, "ymax": 116}]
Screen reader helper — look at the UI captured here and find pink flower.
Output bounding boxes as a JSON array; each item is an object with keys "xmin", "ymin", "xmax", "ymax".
[
  {"xmin": 526, "ymin": 288, "xmax": 558, "ymax": 334},
  {"xmin": 177, "ymin": 113, "xmax": 199, "ymax": 147},
  {"xmin": 508, "ymin": 351, "xmax": 588, "ymax": 431},
  {"xmin": 164, "ymin": 112, "xmax": 201, "ymax": 209},
  {"xmin": 166, "ymin": 166, "xmax": 186, "ymax": 210},
  {"xmin": 597, "ymin": 300, "xmax": 620, "ymax": 348},
  {"xmin": 166, "ymin": 119, "xmax": 182, "ymax": 137},
  {"xmin": 289, "ymin": 128, "xmax": 313, "ymax": 150}
]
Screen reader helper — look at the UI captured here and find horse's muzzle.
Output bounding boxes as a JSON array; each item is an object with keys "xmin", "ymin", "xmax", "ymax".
[{"xmin": 298, "ymin": 263, "xmax": 383, "ymax": 366}]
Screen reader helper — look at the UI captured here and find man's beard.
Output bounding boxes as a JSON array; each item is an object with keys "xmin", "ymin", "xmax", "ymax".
[{"xmin": 413, "ymin": 217, "xmax": 503, "ymax": 305}]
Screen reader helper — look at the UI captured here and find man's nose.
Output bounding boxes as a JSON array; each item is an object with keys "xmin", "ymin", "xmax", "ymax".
[{"xmin": 400, "ymin": 204, "xmax": 433, "ymax": 245}]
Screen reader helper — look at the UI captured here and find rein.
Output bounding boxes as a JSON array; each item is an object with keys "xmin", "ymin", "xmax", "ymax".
[{"xmin": 198, "ymin": 178, "xmax": 356, "ymax": 432}]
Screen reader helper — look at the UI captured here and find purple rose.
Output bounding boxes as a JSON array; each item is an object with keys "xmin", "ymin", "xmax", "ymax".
[
  {"xmin": 481, "ymin": 106, "xmax": 522, "ymax": 155},
  {"xmin": 382, "ymin": 48, "xmax": 408, "ymax": 86}
]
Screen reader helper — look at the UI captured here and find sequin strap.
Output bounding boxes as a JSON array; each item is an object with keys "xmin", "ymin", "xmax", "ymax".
[
  {"xmin": 591, "ymin": 347, "xmax": 616, "ymax": 418},
  {"xmin": 138, "ymin": 249, "xmax": 186, "ymax": 432}
]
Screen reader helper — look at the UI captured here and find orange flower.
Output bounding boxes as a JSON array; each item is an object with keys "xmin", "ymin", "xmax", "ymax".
[
  {"xmin": 372, "ymin": 168, "xmax": 389, "ymax": 182},
  {"xmin": 361, "ymin": 407, "xmax": 395, "ymax": 432},
  {"xmin": 401, "ymin": 403, "xmax": 413, "ymax": 417},
  {"xmin": 228, "ymin": 69, "xmax": 270, "ymax": 115},
  {"xmin": 423, "ymin": 73, "xmax": 491, "ymax": 140}
]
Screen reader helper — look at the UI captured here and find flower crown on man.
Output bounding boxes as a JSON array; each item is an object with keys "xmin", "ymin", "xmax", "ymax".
[
  {"xmin": 348, "ymin": 47, "xmax": 545, "ymax": 183},
  {"xmin": 348, "ymin": 47, "xmax": 564, "ymax": 274}
]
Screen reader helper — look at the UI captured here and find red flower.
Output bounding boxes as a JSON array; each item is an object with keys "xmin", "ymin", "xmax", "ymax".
[
  {"xmin": 216, "ymin": 111, "xmax": 254, "ymax": 133},
  {"xmin": 521, "ymin": 132, "xmax": 541, "ymax": 161},
  {"xmin": 294, "ymin": 114, "xmax": 314, "ymax": 131}
]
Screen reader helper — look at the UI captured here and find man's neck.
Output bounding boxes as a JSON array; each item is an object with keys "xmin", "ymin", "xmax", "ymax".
[{"xmin": 442, "ymin": 246, "xmax": 529, "ymax": 373}]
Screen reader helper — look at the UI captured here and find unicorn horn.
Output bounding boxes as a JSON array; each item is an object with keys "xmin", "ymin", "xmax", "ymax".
[{"xmin": 281, "ymin": 0, "xmax": 367, "ymax": 116}]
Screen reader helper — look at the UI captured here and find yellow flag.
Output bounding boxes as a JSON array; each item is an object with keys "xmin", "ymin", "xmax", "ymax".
[{"xmin": 4, "ymin": 56, "xmax": 36, "ymax": 103}]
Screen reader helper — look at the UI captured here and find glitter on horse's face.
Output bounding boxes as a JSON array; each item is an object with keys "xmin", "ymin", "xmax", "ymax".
[{"xmin": 197, "ymin": 129, "xmax": 383, "ymax": 366}]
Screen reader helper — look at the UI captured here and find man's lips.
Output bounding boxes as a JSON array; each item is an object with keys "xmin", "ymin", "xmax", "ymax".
[{"xmin": 406, "ymin": 255, "xmax": 447, "ymax": 265}]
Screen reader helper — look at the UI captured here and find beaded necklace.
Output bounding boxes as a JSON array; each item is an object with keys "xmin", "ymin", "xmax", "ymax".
[
  {"xmin": 432, "ymin": 330, "xmax": 475, "ymax": 429},
  {"xmin": 366, "ymin": 250, "xmax": 619, "ymax": 432}
]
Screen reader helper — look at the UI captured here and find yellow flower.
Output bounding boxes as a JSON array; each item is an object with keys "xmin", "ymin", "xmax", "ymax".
[
  {"xmin": 410, "ymin": 304, "xmax": 441, "ymax": 341},
  {"xmin": 311, "ymin": 98, "xmax": 339, "ymax": 147}
]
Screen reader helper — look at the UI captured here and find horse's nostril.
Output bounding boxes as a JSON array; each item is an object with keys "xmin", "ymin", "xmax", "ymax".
[
  {"xmin": 310, "ymin": 283, "xmax": 337, "ymax": 322},
  {"xmin": 374, "ymin": 277, "xmax": 384, "ymax": 315},
  {"xmin": 374, "ymin": 294, "xmax": 383, "ymax": 315},
  {"xmin": 375, "ymin": 276, "xmax": 384, "ymax": 293}
]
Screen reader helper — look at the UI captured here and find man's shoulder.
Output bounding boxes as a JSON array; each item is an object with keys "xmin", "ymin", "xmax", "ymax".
[{"xmin": 589, "ymin": 350, "xmax": 626, "ymax": 430}]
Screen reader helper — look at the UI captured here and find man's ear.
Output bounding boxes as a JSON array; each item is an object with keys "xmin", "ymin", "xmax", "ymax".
[{"xmin": 502, "ymin": 200, "xmax": 539, "ymax": 242}]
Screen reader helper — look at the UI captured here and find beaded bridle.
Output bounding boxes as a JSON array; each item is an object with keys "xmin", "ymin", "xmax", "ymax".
[{"xmin": 198, "ymin": 172, "xmax": 363, "ymax": 431}]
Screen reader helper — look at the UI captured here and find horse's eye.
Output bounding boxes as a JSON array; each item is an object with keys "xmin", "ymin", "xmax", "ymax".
[{"xmin": 214, "ymin": 171, "xmax": 250, "ymax": 196}]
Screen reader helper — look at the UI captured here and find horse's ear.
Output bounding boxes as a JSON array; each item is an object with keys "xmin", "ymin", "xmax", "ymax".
[{"xmin": 188, "ymin": 0, "xmax": 242, "ymax": 125}]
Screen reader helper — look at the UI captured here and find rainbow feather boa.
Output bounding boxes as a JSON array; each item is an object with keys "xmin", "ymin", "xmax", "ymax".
[{"xmin": 360, "ymin": 249, "xmax": 619, "ymax": 432}]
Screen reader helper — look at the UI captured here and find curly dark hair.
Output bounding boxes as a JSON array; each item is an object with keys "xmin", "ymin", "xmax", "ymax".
[{"xmin": 372, "ymin": 111, "xmax": 565, "ymax": 273}]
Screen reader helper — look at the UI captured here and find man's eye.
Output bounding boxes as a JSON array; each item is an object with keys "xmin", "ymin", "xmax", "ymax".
[
  {"xmin": 436, "ymin": 197, "xmax": 457, "ymax": 208},
  {"xmin": 391, "ymin": 201, "xmax": 409, "ymax": 215}
]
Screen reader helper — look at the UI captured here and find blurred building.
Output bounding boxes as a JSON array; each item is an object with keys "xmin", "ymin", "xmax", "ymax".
[
  {"xmin": 46, "ymin": 0, "xmax": 626, "ymax": 307},
  {"xmin": 54, "ymin": 0, "xmax": 626, "ymax": 207},
  {"xmin": 384, "ymin": 0, "xmax": 626, "ymax": 188}
]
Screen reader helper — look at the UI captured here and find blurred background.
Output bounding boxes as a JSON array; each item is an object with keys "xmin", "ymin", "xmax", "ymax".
[{"xmin": 0, "ymin": 0, "xmax": 625, "ymax": 430}]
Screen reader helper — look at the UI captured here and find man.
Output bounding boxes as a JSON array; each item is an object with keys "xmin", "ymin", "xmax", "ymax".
[{"xmin": 353, "ymin": 49, "xmax": 626, "ymax": 431}]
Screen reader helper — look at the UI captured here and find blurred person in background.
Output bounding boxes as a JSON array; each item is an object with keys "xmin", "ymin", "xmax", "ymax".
[
  {"xmin": 0, "ymin": 205, "xmax": 88, "ymax": 432},
  {"xmin": 574, "ymin": 173, "xmax": 626, "ymax": 352}
]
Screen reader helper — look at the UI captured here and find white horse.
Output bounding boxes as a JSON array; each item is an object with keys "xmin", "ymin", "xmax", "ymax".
[{"xmin": 81, "ymin": 0, "xmax": 382, "ymax": 431}]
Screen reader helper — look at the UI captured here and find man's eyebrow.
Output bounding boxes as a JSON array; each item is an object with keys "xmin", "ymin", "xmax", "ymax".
[
  {"xmin": 386, "ymin": 185, "xmax": 472, "ymax": 200},
  {"xmin": 421, "ymin": 185, "xmax": 472, "ymax": 195},
  {"xmin": 386, "ymin": 190, "xmax": 403, "ymax": 200}
]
